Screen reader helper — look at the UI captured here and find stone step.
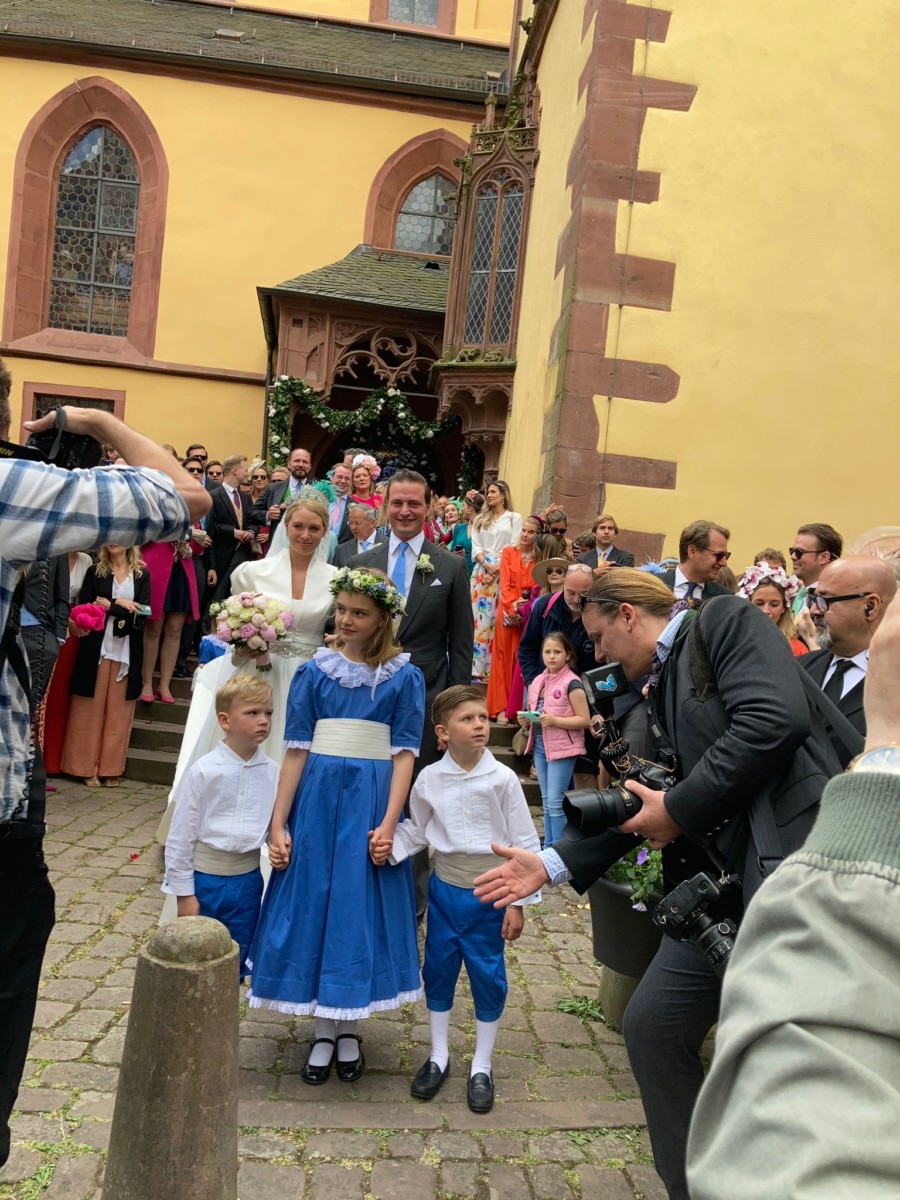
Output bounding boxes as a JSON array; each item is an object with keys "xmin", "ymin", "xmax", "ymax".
[
  {"xmin": 124, "ymin": 746, "xmax": 178, "ymax": 787},
  {"xmin": 488, "ymin": 721, "xmax": 516, "ymax": 747},
  {"xmin": 136, "ymin": 696, "xmax": 191, "ymax": 725},
  {"xmin": 130, "ymin": 718, "xmax": 188, "ymax": 754}
]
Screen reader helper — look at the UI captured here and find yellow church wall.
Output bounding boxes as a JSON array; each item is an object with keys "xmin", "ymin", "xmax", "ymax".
[
  {"xmin": 3, "ymin": 356, "xmax": 264, "ymax": 465},
  {"xmin": 499, "ymin": 0, "xmax": 589, "ymax": 510},
  {"xmin": 0, "ymin": 55, "xmax": 476, "ymax": 455},
  {"xmin": 203, "ymin": 0, "xmax": 512, "ymax": 43},
  {"xmin": 585, "ymin": 0, "xmax": 900, "ymax": 566}
]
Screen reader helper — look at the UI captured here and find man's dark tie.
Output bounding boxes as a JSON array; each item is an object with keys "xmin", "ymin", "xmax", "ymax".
[
  {"xmin": 685, "ymin": 582, "xmax": 701, "ymax": 608},
  {"xmin": 823, "ymin": 658, "xmax": 850, "ymax": 703}
]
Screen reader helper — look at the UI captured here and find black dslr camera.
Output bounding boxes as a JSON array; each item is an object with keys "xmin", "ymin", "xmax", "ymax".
[
  {"xmin": 561, "ymin": 662, "xmax": 678, "ymax": 836},
  {"xmin": 24, "ymin": 406, "xmax": 103, "ymax": 470},
  {"xmin": 652, "ymin": 874, "xmax": 737, "ymax": 978},
  {"xmin": 562, "ymin": 663, "xmax": 738, "ymax": 975}
]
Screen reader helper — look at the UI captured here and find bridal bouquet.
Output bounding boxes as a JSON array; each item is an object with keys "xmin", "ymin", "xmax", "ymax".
[{"xmin": 208, "ymin": 592, "xmax": 295, "ymax": 671}]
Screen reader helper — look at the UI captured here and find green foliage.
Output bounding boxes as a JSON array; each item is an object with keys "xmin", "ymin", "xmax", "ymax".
[
  {"xmin": 605, "ymin": 842, "xmax": 664, "ymax": 907},
  {"xmin": 556, "ymin": 995, "xmax": 605, "ymax": 1024}
]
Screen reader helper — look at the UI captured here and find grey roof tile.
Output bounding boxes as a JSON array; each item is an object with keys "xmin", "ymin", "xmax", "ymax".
[{"xmin": 267, "ymin": 244, "xmax": 448, "ymax": 311}]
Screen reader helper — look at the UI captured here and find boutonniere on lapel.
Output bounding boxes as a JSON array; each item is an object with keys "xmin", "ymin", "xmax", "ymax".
[{"xmin": 416, "ymin": 553, "xmax": 434, "ymax": 582}]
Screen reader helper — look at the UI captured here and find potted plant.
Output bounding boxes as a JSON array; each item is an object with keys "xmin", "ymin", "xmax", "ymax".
[{"xmin": 587, "ymin": 845, "xmax": 664, "ymax": 979}]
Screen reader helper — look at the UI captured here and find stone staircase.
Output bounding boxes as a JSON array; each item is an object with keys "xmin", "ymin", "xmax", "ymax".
[{"xmin": 125, "ymin": 674, "xmax": 542, "ymax": 809}]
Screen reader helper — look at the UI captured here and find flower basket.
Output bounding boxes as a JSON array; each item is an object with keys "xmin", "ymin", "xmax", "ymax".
[{"xmin": 586, "ymin": 875, "xmax": 663, "ymax": 979}]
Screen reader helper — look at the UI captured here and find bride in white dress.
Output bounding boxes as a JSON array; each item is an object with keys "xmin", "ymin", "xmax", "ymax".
[{"xmin": 158, "ymin": 495, "xmax": 336, "ymax": 915}]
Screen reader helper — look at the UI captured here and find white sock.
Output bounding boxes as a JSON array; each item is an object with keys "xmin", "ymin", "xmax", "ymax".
[
  {"xmin": 336, "ymin": 1018, "xmax": 360, "ymax": 1061},
  {"xmin": 471, "ymin": 1018, "xmax": 499, "ymax": 1077},
  {"xmin": 308, "ymin": 1016, "xmax": 337, "ymax": 1066},
  {"xmin": 428, "ymin": 1009, "xmax": 451, "ymax": 1071}
]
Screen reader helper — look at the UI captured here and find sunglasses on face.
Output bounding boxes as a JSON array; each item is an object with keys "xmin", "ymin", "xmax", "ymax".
[
  {"xmin": 710, "ymin": 550, "xmax": 731, "ymax": 562},
  {"xmin": 806, "ymin": 591, "xmax": 868, "ymax": 613},
  {"xmin": 252, "ymin": 474, "xmax": 268, "ymax": 481},
  {"xmin": 788, "ymin": 546, "xmax": 817, "ymax": 559},
  {"xmin": 185, "ymin": 467, "xmax": 203, "ymax": 475},
  {"xmin": 549, "ymin": 527, "xmax": 567, "ymax": 536}
]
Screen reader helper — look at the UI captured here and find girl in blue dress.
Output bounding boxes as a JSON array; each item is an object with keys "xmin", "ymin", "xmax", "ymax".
[{"xmin": 247, "ymin": 567, "xmax": 424, "ymax": 1084}]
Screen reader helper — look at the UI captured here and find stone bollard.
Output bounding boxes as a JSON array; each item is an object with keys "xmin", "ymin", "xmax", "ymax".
[{"xmin": 103, "ymin": 918, "xmax": 239, "ymax": 1200}]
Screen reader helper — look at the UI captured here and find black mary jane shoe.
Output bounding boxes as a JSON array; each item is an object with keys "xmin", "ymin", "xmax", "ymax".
[
  {"xmin": 300, "ymin": 1037, "xmax": 335, "ymax": 1085},
  {"xmin": 335, "ymin": 1034, "xmax": 365, "ymax": 1083},
  {"xmin": 410, "ymin": 1059, "xmax": 449, "ymax": 1101},
  {"xmin": 467, "ymin": 1071, "xmax": 494, "ymax": 1113}
]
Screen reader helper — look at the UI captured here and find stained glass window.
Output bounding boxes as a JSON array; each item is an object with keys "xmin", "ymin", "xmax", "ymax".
[
  {"xmin": 463, "ymin": 179, "xmax": 524, "ymax": 348},
  {"xmin": 388, "ymin": 0, "xmax": 439, "ymax": 26},
  {"xmin": 394, "ymin": 173, "xmax": 456, "ymax": 255},
  {"xmin": 48, "ymin": 126, "xmax": 140, "ymax": 337}
]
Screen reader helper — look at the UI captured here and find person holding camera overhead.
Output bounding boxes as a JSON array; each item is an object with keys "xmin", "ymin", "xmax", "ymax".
[
  {"xmin": 0, "ymin": 360, "xmax": 210, "ymax": 1170},
  {"xmin": 474, "ymin": 567, "xmax": 849, "ymax": 1200}
]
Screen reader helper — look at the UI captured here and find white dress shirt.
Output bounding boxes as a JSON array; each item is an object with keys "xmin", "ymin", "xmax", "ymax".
[
  {"xmin": 388, "ymin": 531, "xmax": 426, "ymax": 595},
  {"xmin": 673, "ymin": 566, "xmax": 705, "ymax": 601},
  {"xmin": 390, "ymin": 748, "xmax": 542, "ymax": 905},
  {"xmin": 357, "ymin": 537, "xmax": 376, "ymax": 554},
  {"xmin": 99, "ymin": 574, "xmax": 134, "ymax": 683},
  {"xmin": 163, "ymin": 740, "xmax": 279, "ymax": 895},
  {"xmin": 822, "ymin": 649, "xmax": 868, "ymax": 698}
]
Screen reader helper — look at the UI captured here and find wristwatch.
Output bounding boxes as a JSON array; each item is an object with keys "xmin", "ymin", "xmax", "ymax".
[{"xmin": 847, "ymin": 744, "xmax": 900, "ymax": 776}]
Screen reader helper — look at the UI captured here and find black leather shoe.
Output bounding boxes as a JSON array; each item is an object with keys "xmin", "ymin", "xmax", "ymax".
[
  {"xmin": 335, "ymin": 1034, "xmax": 365, "ymax": 1083},
  {"xmin": 411, "ymin": 1058, "xmax": 449, "ymax": 1101},
  {"xmin": 467, "ymin": 1071, "xmax": 494, "ymax": 1113},
  {"xmin": 300, "ymin": 1037, "xmax": 335, "ymax": 1085}
]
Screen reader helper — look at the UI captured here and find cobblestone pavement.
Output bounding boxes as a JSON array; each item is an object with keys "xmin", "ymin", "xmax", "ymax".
[{"xmin": 0, "ymin": 778, "xmax": 659, "ymax": 1200}]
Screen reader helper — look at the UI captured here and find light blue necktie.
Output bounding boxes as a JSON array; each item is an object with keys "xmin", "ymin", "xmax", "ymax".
[
  {"xmin": 360, "ymin": 539, "xmax": 371, "ymax": 552},
  {"xmin": 392, "ymin": 541, "xmax": 409, "ymax": 597}
]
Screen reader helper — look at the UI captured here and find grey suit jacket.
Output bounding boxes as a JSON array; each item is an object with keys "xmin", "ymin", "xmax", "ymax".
[
  {"xmin": 578, "ymin": 545, "xmax": 635, "ymax": 570},
  {"xmin": 333, "ymin": 539, "xmax": 381, "ymax": 569},
  {"xmin": 800, "ymin": 649, "xmax": 866, "ymax": 737},
  {"xmin": 349, "ymin": 538, "xmax": 474, "ymax": 766}
]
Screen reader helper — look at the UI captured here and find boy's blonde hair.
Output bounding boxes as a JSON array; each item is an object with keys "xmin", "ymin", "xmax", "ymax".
[
  {"xmin": 215, "ymin": 673, "xmax": 274, "ymax": 715},
  {"xmin": 432, "ymin": 685, "xmax": 487, "ymax": 729}
]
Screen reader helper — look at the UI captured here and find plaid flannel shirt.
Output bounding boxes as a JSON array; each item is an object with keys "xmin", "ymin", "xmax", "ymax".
[{"xmin": 0, "ymin": 460, "xmax": 190, "ymax": 824}]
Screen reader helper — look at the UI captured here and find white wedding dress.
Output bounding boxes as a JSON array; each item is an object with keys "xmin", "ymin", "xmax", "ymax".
[{"xmin": 158, "ymin": 548, "xmax": 336, "ymax": 920}]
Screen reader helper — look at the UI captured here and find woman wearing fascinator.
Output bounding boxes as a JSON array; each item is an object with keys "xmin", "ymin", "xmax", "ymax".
[{"xmin": 737, "ymin": 562, "xmax": 810, "ymax": 656}]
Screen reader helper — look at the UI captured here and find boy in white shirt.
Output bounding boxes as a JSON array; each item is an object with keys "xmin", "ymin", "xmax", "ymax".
[
  {"xmin": 163, "ymin": 674, "xmax": 278, "ymax": 978},
  {"xmin": 371, "ymin": 685, "xmax": 540, "ymax": 1113}
]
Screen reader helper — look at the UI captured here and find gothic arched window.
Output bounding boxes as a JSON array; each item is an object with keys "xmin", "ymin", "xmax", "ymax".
[
  {"xmin": 394, "ymin": 173, "xmax": 456, "ymax": 256},
  {"xmin": 463, "ymin": 173, "xmax": 524, "ymax": 348},
  {"xmin": 48, "ymin": 126, "xmax": 140, "ymax": 336}
]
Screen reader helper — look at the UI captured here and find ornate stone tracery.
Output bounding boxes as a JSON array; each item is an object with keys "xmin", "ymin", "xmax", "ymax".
[{"xmin": 332, "ymin": 324, "xmax": 442, "ymax": 390}]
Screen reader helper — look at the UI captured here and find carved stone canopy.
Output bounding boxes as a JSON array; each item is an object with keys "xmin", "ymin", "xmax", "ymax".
[{"xmin": 435, "ymin": 365, "xmax": 513, "ymax": 473}]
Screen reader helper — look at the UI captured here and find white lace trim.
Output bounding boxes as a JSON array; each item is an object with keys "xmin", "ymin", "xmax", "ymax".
[
  {"xmin": 284, "ymin": 740, "xmax": 312, "ymax": 750},
  {"xmin": 313, "ymin": 648, "xmax": 411, "ymax": 690},
  {"xmin": 246, "ymin": 987, "xmax": 422, "ymax": 1020},
  {"xmin": 391, "ymin": 745, "xmax": 420, "ymax": 757}
]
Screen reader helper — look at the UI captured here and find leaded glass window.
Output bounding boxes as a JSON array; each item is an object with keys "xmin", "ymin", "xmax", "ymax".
[
  {"xmin": 463, "ymin": 178, "xmax": 524, "ymax": 348},
  {"xmin": 388, "ymin": 0, "xmax": 439, "ymax": 26},
  {"xmin": 394, "ymin": 173, "xmax": 456, "ymax": 255},
  {"xmin": 48, "ymin": 126, "xmax": 139, "ymax": 337}
]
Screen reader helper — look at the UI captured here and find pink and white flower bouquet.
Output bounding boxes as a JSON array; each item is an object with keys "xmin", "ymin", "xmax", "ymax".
[{"xmin": 208, "ymin": 592, "xmax": 294, "ymax": 671}]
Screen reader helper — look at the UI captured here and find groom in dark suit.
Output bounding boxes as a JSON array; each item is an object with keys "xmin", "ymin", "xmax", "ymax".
[
  {"xmin": 350, "ymin": 468, "xmax": 474, "ymax": 913},
  {"xmin": 800, "ymin": 555, "xmax": 897, "ymax": 737},
  {"xmin": 578, "ymin": 513, "xmax": 635, "ymax": 574},
  {"xmin": 208, "ymin": 454, "xmax": 254, "ymax": 599}
]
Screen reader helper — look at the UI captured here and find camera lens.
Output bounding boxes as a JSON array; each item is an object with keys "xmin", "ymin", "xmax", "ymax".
[{"xmin": 562, "ymin": 786, "xmax": 643, "ymax": 838}]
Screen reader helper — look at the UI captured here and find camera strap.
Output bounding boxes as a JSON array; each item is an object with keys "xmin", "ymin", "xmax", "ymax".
[{"xmin": 0, "ymin": 577, "xmax": 33, "ymax": 706}]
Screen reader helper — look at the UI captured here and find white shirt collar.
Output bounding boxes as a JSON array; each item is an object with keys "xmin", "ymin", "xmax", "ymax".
[
  {"xmin": 832, "ymin": 649, "xmax": 869, "ymax": 672},
  {"xmin": 674, "ymin": 566, "xmax": 703, "ymax": 596},
  {"xmin": 213, "ymin": 740, "xmax": 268, "ymax": 767},
  {"xmin": 438, "ymin": 748, "xmax": 497, "ymax": 777},
  {"xmin": 389, "ymin": 530, "xmax": 426, "ymax": 559}
]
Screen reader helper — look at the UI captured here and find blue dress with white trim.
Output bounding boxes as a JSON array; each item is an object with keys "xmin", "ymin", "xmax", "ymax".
[{"xmin": 247, "ymin": 648, "xmax": 424, "ymax": 1019}]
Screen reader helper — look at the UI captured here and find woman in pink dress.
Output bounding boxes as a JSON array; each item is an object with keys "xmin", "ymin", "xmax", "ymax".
[{"xmin": 141, "ymin": 536, "xmax": 201, "ymax": 703}]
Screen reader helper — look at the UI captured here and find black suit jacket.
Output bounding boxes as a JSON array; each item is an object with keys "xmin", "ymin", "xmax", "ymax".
[
  {"xmin": 209, "ymin": 486, "xmax": 254, "ymax": 580},
  {"xmin": 800, "ymin": 649, "xmax": 866, "ymax": 737},
  {"xmin": 557, "ymin": 596, "xmax": 841, "ymax": 908},
  {"xmin": 71, "ymin": 568, "xmax": 152, "ymax": 702},
  {"xmin": 349, "ymin": 538, "xmax": 474, "ymax": 767},
  {"xmin": 249, "ymin": 479, "xmax": 312, "ymax": 531},
  {"xmin": 577, "ymin": 545, "xmax": 635, "ymax": 570},
  {"xmin": 659, "ymin": 569, "xmax": 732, "ymax": 599}
]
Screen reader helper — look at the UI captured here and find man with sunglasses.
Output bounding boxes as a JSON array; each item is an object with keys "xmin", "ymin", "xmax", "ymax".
[
  {"xmin": 787, "ymin": 522, "xmax": 843, "ymax": 615},
  {"xmin": 659, "ymin": 520, "xmax": 733, "ymax": 603},
  {"xmin": 800, "ymin": 555, "xmax": 897, "ymax": 736}
]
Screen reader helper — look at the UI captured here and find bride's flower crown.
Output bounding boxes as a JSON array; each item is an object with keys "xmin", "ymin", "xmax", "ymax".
[{"xmin": 330, "ymin": 567, "xmax": 406, "ymax": 616}]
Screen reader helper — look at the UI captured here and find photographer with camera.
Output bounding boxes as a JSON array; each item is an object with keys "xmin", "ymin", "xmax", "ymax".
[
  {"xmin": 0, "ymin": 360, "xmax": 211, "ymax": 1168},
  {"xmin": 475, "ymin": 568, "xmax": 845, "ymax": 1200}
]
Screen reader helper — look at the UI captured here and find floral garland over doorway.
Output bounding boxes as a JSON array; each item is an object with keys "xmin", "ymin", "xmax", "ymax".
[{"xmin": 267, "ymin": 375, "xmax": 481, "ymax": 490}]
